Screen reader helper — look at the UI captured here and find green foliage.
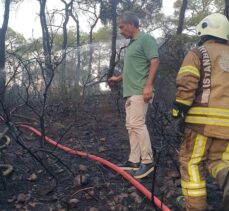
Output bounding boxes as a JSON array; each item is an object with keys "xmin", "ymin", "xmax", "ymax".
[
  {"xmin": 6, "ymin": 27, "xmax": 27, "ymax": 55},
  {"xmin": 80, "ymin": 32, "xmax": 90, "ymax": 44},
  {"xmin": 20, "ymin": 38, "xmax": 42, "ymax": 55},
  {"xmin": 93, "ymin": 27, "xmax": 111, "ymax": 42},
  {"xmin": 100, "ymin": 1, "xmax": 113, "ymax": 25},
  {"xmin": 6, "ymin": 28, "xmax": 44, "ymax": 57},
  {"xmin": 173, "ymin": 0, "xmax": 225, "ymax": 32},
  {"xmin": 122, "ymin": 0, "xmax": 163, "ymax": 32},
  {"xmin": 6, "ymin": 27, "xmax": 26, "ymax": 44},
  {"xmin": 100, "ymin": 0, "xmax": 163, "ymax": 31},
  {"xmin": 119, "ymin": 0, "xmax": 162, "ymax": 17},
  {"xmin": 77, "ymin": 27, "xmax": 111, "ymax": 44},
  {"xmin": 53, "ymin": 30, "xmax": 76, "ymax": 50}
]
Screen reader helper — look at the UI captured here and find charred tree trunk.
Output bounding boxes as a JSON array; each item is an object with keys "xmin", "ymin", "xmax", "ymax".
[
  {"xmin": 38, "ymin": 0, "xmax": 54, "ymax": 148},
  {"xmin": 61, "ymin": 1, "xmax": 71, "ymax": 50},
  {"xmin": 108, "ymin": 0, "xmax": 117, "ymax": 78},
  {"xmin": 76, "ymin": 19, "xmax": 81, "ymax": 83},
  {"xmin": 0, "ymin": 0, "xmax": 11, "ymax": 98},
  {"xmin": 39, "ymin": 0, "xmax": 52, "ymax": 83},
  {"xmin": 88, "ymin": 30, "xmax": 94, "ymax": 76},
  {"xmin": 225, "ymin": 0, "xmax": 229, "ymax": 19},
  {"xmin": 88, "ymin": 16, "xmax": 99, "ymax": 75},
  {"xmin": 60, "ymin": 0, "xmax": 72, "ymax": 92},
  {"xmin": 176, "ymin": 0, "xmax": 188, "ymax": 34},
  {"xmin": 69, "ymin": 7, "xmax": 81, "ymax": 84}
]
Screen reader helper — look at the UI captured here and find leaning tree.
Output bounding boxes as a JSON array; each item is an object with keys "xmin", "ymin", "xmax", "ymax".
[{"xmin": 0, "ymin": 0, "xmax": 11, "ymax": 99}]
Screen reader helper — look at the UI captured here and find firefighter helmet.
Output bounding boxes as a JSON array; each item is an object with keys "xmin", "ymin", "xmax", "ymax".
[{"xmin": 196, "ymin": 13, "xmax": 229, "ymax": 41}]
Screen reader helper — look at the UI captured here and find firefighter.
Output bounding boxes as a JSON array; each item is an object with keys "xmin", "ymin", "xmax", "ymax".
[{"xmin": 172, "ymin": 13, "xmax": 229, "ymax": 210}]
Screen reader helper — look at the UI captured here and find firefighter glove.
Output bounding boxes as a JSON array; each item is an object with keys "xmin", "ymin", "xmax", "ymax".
[{"xmin": 171, "ymin": 102, "xmax": 190, "ymax": 135}]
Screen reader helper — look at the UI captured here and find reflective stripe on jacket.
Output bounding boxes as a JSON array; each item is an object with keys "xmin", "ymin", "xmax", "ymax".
[{"xmin": 175, "ymin": 40, "xmax": 229, "ymax": 139}]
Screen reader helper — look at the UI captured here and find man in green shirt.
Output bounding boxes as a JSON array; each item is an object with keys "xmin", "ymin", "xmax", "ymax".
[{"xmin": 109, "ymin": 12, "xmax": 159, "ymax": 179}]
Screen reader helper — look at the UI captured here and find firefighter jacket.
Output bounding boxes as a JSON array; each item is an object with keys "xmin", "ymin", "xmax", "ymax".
[{"xmin": 175, "ymin": 40, "xmax": 229, "ymax": 139}]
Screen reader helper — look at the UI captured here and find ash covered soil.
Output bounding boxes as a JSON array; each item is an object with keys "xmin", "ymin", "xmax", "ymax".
[{"xmin": 0, "ymin": 94, "xmax": 222, "ymax": 211}]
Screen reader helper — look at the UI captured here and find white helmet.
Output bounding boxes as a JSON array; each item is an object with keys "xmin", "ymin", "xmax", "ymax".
[{"xmin": 196, "ymin": 13, "xmax": 229, "ymax": 41}]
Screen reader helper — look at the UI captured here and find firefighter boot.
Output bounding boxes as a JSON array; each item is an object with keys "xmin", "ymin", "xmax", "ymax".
[{"xmin": 216, "ymin": 168, "xmax": 229, "ymax": 210}]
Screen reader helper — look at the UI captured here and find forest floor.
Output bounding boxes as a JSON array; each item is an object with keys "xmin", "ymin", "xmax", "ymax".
[{"xmin": 0, "ymin": 93, "xmax": 223, "ymax": 211}]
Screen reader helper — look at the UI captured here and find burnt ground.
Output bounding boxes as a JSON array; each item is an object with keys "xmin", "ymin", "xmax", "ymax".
[{"xmin": 0, "ymin": 93, "xmax": 223, "ymax": 211}]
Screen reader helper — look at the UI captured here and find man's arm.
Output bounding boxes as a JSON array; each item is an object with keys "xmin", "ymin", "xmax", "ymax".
[
  {"xmin": 108, "ymin": 75, "xmax": 123, "ymax": 82},
  {"xmin": 143, "ymin": 58, "xmax": 159, "ymax": 103},
  {"xmin": 108, "ymin": 75, "xmax": 123, "ymax": 87}
]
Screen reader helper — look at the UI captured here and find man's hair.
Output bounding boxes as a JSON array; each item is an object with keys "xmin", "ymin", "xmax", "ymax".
[{"xmin": 119, "ymin": 11, "xmax": 139, "ymax": 28}]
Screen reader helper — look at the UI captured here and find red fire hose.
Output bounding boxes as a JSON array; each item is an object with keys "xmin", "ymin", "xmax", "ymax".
[{"xmin": 18, "ymin": 124, "xmax": 171, "ymax": 211}]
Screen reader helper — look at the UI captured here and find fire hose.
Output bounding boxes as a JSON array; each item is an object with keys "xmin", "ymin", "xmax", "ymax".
[
  {"xmin": 18, "ymin": 124, "xmax": 171, "ymax": 211},
  {"xmin": 0, "ymin": 132, "xmax": 13, "ymax": 176}
]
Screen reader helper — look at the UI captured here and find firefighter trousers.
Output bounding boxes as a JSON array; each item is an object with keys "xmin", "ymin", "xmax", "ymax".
[{"xmin": 179, "ymin": 127, "xmax": 229, "ymax": 211}]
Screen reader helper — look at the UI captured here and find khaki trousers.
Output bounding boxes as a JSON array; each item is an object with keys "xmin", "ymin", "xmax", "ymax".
[
  {"xmin": 180, "ymin": 127, "xmax": 229, "ymax": 211},
  {"xmin": 125, "ymin": 95, "xmax": 153, "ymax": 164}
]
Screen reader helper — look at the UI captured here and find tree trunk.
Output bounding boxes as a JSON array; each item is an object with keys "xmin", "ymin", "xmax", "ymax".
[
  {"xmin": 108, "ymin": 0, "xmax": 117, "ymax": 78},
  {"xmin": 76, "ymin": 19, "xmax": 80, "ymax": 82},
  {"xmin": 69, "ymin": 8, "xmax": 81, "ymax": 84},
  {"xmin": 61, "ymin": 0, "xmax": 72, "ymax": 94},
  {"xmin": 75, "ymin": 18, "xmax": 81, "ymax": 84},
  {"xmin": 88, "ymin": 29, "xmax": 94, "ymax": 76},
  {"xmin": 39, "ymin": 0, "xmax": 52, "ymax": 83},
  {"xmin": 0, "ymin": 0, "xmax": 11, "ymax": 98},
  {"xmin": 38, "ymin": 0, "xmax": 54, "ymax": 149},
  {"xmin": 225, "ymin": 0, "xmax": 229, "ymax": 19},
  {"xmin": 88, "ymin": 17, "xmax": 99, "ymax": 75},
  {"xmin": 176, "ymin": 0, "xmax": 188, "ymax": 34}
]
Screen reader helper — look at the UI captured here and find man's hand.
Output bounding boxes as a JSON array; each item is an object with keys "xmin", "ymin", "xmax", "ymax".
[
  {"xmin": 143, "ymin": 58, "xmax": 159, "ymax": 103},
  {"xmin": 108, "ymin": 76, "xmax": 122, "ymax": 82},
  {"xmin": 108, "ymin": 75, "xmax": 122, "ymax": 86},
  {"xmin": 143, "ymin": 85, "xmax": 153, "ymax": 103}
]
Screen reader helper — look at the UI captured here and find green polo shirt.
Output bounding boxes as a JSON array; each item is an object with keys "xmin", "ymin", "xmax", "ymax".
[{"xmin": 123, "ymin": 32, "xmax": 158, "ymax": 97}]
